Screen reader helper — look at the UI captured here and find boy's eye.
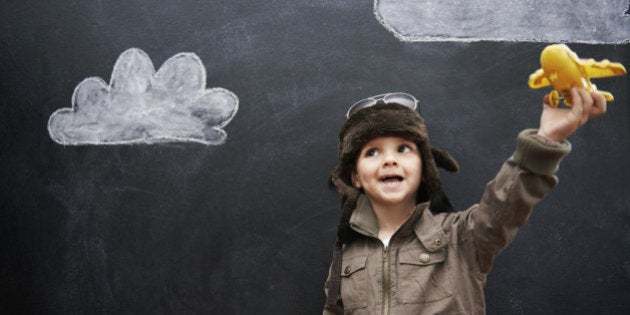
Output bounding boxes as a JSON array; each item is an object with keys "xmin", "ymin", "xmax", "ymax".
[
  {"xmin": 398, "ymin": 144, "xmax": 412, "ymax": 153},
  {"xmin": 365, "ymin": 148, "xmax": 378, "ymax": 157}
]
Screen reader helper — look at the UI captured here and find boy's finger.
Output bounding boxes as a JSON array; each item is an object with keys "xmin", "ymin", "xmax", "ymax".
[
  {"xmin": 571, "ymin": 87, "xmax": 592, "ymax": 124},
  {"xmin": 543, "ymin": 94, "xmax": 551, "ymax": 106},
  {"xmin": 590, "ymin": 90, "xmax": 607, "ymax": 118}
]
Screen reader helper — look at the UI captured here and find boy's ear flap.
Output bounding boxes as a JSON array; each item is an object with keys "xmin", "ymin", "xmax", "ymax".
[
  {"xmin": 329, "ymin": 167, "xmax": 360, "ymax": 199},
  {"xmin": 329, "ymin": 166, "xmax": 362, "ymax": 244},
  {"xmin": 431, "ymin": 146, "xmax": 459, "ymax": 172}
]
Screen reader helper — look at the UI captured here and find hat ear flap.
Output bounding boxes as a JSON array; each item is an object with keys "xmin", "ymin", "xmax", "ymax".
[
  {"xmin": 419, "ymin": 143, "xmax": 456, "ymax": 213},
  {"xmin": 429, "ymin": 190, "xmax": 454, "ymax": 213},
  {"xmin": 329, "ymin": 166, "xmax": 361, "ymax": 243},
  {"xmin": 329, "ymin": 169, "xmax": 356, "ymax": 198},
  {"xmin": 431, "ymin": 146, "xmax": 459, "ymax": 173}
]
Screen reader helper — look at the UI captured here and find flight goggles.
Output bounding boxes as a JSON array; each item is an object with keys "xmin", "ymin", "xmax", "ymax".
[{"xmin": 345, "ymin": 92, "xmax": 418, "ymax": 119}]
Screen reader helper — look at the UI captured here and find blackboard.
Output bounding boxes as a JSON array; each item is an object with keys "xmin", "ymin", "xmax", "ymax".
[{"xmin": 1, "ymin": 1, "xmax": 629, "ymax": 313}]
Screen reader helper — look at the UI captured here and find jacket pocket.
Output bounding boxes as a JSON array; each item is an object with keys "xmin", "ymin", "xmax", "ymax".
[
  {"xmin": 340, "ymin": 254, "xmax": 368, "ymax": 310},
  {"xmin": 397, "ymin": 248, "xmax": 453, "ymax": 303}
]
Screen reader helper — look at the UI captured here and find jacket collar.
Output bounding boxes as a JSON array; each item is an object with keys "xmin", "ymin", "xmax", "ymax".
[
  {"xmin": 348, "ymin": 194, "xmax": 447, "ymax": 252},
  {"xmin": 414, "ymin": 204, "xmax": 448, "ymax": 252},
  {"xmin": 348, "ymin": 195, "xmax": 380, "ymax": 238}
]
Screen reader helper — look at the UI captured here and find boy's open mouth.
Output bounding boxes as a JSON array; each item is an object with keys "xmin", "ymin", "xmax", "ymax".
[{"xmin": 380, "ymin": 175, "xmax": 404, "ymax": 183}]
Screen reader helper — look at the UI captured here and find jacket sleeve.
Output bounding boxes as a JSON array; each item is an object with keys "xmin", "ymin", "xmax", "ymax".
[{"xmin": 471, "ymin": 129, "xmax": 571, "ymax": 273}]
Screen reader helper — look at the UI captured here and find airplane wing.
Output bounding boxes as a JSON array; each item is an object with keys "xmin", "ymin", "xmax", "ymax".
[
  {"xmin": 528, "ymin": 68, "xmax": 551, "ymax": 88},
  {"xmin": 580, "ymin": 58, "xmax": 627, "ymax": 79}
]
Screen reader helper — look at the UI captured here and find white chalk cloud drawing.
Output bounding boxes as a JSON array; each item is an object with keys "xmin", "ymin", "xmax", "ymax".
[
  {"xmin": 375, "ymin": 0, "xmax": 630, "ymax": 43},
  {"xmin": 48, "ymin": 48, "xmax": 238, "ymax": 145}
]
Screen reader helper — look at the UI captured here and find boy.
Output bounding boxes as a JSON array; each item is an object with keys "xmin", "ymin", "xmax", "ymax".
[{"xmin": 324, "ymin": 88, "xmax": 606, "ymax": 314}]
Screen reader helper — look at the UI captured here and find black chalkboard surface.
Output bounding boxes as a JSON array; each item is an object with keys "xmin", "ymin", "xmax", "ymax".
[{"xmin": 1, "ymin": 1, "xmax": 629, "ymax": 313}]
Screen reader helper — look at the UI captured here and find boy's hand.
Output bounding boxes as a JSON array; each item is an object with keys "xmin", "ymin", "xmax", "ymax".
[{"xmin": 537, "ymin": 87, "xmax": 607, "ymax": 142}]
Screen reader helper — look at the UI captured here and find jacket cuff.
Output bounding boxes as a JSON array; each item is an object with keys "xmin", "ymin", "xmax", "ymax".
[{"xmin": 511, "ymin": 129, "xmax": 572, "ymax": 176}]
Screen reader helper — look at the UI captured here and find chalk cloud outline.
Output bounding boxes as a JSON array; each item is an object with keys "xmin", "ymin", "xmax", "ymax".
[
  {"xmin": 48, "ymin": 48, "xmax": 239, "ymax": 145},
  {"xmin": 375, "ymin": 0, "xmax": 630, "ymax": 43}
]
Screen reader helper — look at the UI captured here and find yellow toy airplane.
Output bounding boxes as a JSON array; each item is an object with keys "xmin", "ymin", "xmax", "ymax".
[{"xmin": 528, "ymin": 44, "xmax": 626, "ymax": 107}]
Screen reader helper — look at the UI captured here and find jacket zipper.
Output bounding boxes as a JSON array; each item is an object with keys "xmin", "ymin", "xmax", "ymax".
[{"xmin": 382, "ymin": 245, "xmax": 391, "ymax": 315}]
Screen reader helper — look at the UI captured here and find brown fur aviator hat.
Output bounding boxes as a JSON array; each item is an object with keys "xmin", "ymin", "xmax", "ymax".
[{"xmin": 330, "ymin": 102, "xmax": 459, "ymax": 243}]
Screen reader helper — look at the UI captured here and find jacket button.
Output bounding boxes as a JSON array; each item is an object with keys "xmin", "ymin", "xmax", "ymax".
[
  {"xmin": 344, "ymin": 266, "xmax": 351, "ymax": 274},
  {"xmin": 434, "ymin": 238, "xmax": 443, "ymax": 246},
  {"xmin": 419, "ymin": 253, "xmax": 430, "ymax": 263}
]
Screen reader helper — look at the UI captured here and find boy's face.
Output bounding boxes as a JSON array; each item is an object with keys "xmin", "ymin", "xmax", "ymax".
[{"xmin": 352, "ymin": 136, "xmax": 422, "ymax": 210}]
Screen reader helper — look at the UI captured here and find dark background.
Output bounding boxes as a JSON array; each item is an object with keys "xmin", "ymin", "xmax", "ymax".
[{"xmin": 1, "ymin": 1, "xmax": 628, "ymax": 313}]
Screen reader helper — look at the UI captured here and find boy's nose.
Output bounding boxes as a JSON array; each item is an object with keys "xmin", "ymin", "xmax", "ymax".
[{"xmin": 382, "ymin": 152, "xmax": 398, "ymax": 166}]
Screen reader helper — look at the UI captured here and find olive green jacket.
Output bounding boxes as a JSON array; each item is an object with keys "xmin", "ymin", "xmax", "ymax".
[{"xmin": 324, "ymin": 129, "xmax": 571, "ymax": 314}]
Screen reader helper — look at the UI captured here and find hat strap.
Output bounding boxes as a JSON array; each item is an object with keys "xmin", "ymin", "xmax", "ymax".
[{"xmin": 325, "ymin": 240, "xmax": 343, "ymax": 307}]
